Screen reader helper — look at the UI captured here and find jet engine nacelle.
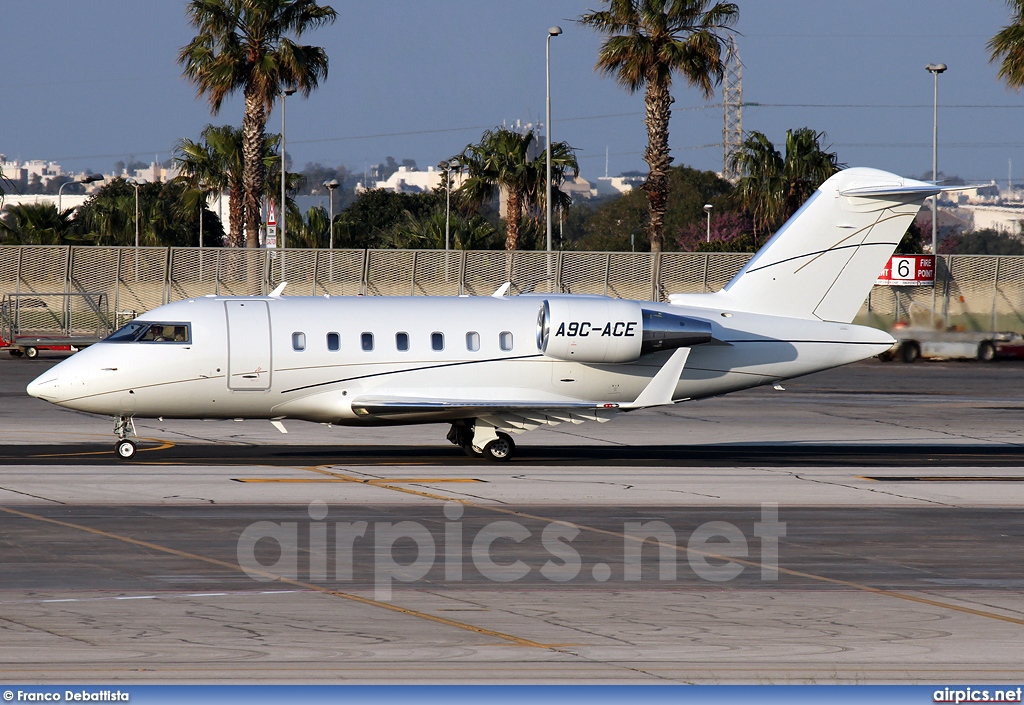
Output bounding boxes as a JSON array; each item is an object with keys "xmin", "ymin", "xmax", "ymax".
[{"xmin": 537, "ymin": 298, "xmax": 713, "ymax": 363}]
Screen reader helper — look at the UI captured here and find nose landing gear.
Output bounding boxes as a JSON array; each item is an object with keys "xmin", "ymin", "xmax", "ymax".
[{"xmin": 113, "ymin": 416, "xmax": 137, "ymax": 460}]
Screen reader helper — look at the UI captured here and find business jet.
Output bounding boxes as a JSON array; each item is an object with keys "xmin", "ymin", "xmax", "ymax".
[{"xmin": 27, "ymin": 168, "xmax": 938, "ymax": 461}]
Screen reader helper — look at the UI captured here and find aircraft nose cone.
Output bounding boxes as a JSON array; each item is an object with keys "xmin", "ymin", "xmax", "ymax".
[{"xmin": 27, "ymin": 370, "xmax": 60, "ymax": 402}]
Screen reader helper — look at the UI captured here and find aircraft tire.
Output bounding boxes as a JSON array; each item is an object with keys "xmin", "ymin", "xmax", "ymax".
[
  {"xmin": 463, "ymin": 444, "xmax": 484, "ymax": 458},
  {"xmin": 115, "ymin": 439, "xmax": 137, "ymax": 460},
  {"xmin": 899, "ymin": 342, "xmax": 920, "ymax": 363},
  {"xmin": 482, "ymin": 433, "xmax": 515, "ymax": 462}
]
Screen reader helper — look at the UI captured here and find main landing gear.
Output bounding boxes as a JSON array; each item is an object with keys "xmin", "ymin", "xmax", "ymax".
[
  {"xmin": 447, "ymin": 420, "xmax": 516, "ymax": 462},
  {"xmin": 114, "ymin": 415, "xmax": 137, "ymax": 460}
]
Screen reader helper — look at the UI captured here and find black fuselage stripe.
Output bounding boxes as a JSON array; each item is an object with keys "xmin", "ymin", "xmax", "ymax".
[{"xmin": 744, "ymin": 241, "xmax": 899, "ymax": 275}]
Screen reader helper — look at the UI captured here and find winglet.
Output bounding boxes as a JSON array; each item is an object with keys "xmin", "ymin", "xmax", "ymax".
[
  {"xmin": 622, "ymin": 347, "xmax": 690, "ymax": 409},
  {"xmin": 491, "ymin": 282, "xmax": 512, "ymax": 298},
  {"xmin": 269, "ymin": 282, "xmax": 287, "ymax": 298}
]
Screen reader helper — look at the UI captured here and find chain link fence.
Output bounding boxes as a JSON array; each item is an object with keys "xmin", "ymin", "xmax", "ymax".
[{"xmin": 2, "ymin": 246, "xmax": 1023, "ymax": 335}]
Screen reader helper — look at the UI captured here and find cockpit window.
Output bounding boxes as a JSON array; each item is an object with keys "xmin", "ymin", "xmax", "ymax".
[
  {"xmin": 105, "ymin": 322, "xmax": 148, "ymax": 342},
  {"xmin": 105, "ymin": 322, "xmax": 190, "ymax": 344}
]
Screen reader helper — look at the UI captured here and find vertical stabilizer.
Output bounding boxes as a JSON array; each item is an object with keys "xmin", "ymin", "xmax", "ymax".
[{"xmin": 716, "ymin": 168, "xmax": 939, "ymax": 323}]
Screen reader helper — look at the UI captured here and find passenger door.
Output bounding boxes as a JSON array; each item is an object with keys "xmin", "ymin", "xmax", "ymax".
[{"xmin": 225, "ymin": 300, "xmax": 272, "ymax": 390}]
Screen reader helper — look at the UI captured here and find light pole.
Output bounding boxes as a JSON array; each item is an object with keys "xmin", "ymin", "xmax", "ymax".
[
  {"xmin": 438, "ymin": 160, "xmax": 451, "ymax": 251},
  {"xmin": 127, "ymin": 178, "xmax": 142, "ymax": 249},
  {"xmin": 926, "ymin": 62, "xmax": 946, "ymax": 322},
  {"xmin": 704, "ymin": 204, "xmax": 713, "ymax": 244},
  {"xmin": 545, "ymin": 26, "xmax": 562, "ymax": 253},
  {"xmin": 57, "ymin": 173, "xmax": 103, "ymax": 211},
  {"xmin": 323, "ymin": 179, "xmax": 338, "ymax": 250},
  {"xmin": 926, "ymin": 63, "xmax": 946, "ymax": 254},
  {"xmin": 280, "ymin": 86, "xmax": 296, "ymax": 250}
]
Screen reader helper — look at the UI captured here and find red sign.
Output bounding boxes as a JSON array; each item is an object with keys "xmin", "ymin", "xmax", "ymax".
[
  {"xmin": 266, "ymin": 201, "xmax": 277, "ymax": 227},
  {"xmin": 876, "ymin": 255, "xmax": 935, "ymax": 286}
]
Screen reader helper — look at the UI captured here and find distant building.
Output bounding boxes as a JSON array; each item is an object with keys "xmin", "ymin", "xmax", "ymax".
[
  {"xmin": 355, "ymin": 165, "xmax": 466, "ymax": 195},
  {"xmin": 594, "ymin": 174, "xmax": 645, "ymax": 197}
]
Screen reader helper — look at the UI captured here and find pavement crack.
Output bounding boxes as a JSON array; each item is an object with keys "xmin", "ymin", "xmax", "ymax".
[{"xmin": 0, "ymin": 486, "xmax": 65, "ymax": 504}]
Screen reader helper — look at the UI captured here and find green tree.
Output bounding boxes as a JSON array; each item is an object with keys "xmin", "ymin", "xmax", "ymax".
[
  {"xmin": 335, "ymin": 189, "xmax": 440, "ymax": 249},
  {"xmin": 565, "ymin": 165, "xmax": 734, "ymax": 251},
  {"xmin": 72, "ymin": 178, "xmax": 223, "ymax": 247},
  {"xmin": 286, "ymin": 205, "xmax": 331, "ymax": 248},
  {"xmin": 728, "ymin": 127, "xmax": 843, "ymax": 239},
  {"xmin": 990, "ymin": 1, "xmax": 1024, "ymax": 88},
  {"xmin": 454, "ymin": 127, "xmax": 578, "ymax": 251},
  {"xmin": 387, "ymin": 209, "xmax": 500, "ymax": 250},
  {"xmin": 175, "ymin": 124, "xmax": 245, "ymax": 246},
  {"xmin": 579, "ymin": 0, "xmax": 738, "ymax": 253},
  {"xmin": 0, "ymin": 203, "xmax": 77, "ymax": 245},
  {"xmin": 940, "ymin": 228, "xmax": 1024, "ymax": 255},
  {"xmin": 179, "ymin": 0, "xmax": 336, "ymax": 248}
]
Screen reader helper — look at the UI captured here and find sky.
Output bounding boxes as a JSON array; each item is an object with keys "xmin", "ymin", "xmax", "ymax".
[{"xmin": 2, "ymin": 1, "xmax": 1022, "ymax": 185}]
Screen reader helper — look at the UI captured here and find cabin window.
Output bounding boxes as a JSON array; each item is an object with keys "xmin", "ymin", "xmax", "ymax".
[
  {"xmin": 327, "ymin": 332, "xmax": 340, "ymax": 351},
  {"xmin": 431, "ymin": 332, "xmax": 444, "ymax": 351},
  {"xmin": 499, "ymin": 331, "xmax": 513, "ymax": 351},
  {"xmin": 466, "ymin": 331, "xmax": 480, "ymax": 352},
  {"xmin": 396, "ymin": 332, "xmax": 409, "ymax": 351},
  {"xmin": 292, "ymin": 332, "xmax": 306, "ymax": 351},
  {"xmin": 361, "ymin": 332, "xmax": 374, "ymax": 351},
  {"xmin": 107, "ymin": 321, "xmax": 190, "ymax": 344}
]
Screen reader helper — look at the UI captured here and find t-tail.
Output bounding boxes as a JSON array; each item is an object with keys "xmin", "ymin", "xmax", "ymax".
[{"xmin": 676, "ymin": 168, "xmax": 941, "ymax": 323}]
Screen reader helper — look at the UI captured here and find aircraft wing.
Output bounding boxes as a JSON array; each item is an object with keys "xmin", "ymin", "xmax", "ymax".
[
  {"xmin": 351, "ymin": 397, "xmax": 621, "ymax": 434},
  {"xmin": 351, "ymin": 348, "xmax": 691, "ymax": 433},
  {"xmin": 351, "ymin": 398, "xmax": 617, "ymax": 416}
]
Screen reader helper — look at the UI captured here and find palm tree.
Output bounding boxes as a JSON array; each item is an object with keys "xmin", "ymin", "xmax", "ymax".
[
  {"xmin": 990, "ymin": 1, "xmax": 1024, "ymax": 88},
  {"xmin": 579, "ymin": 0, "xmax": 738, "ymax": 252},
  {"xmin": 454, "ymin": 127, "xmax": 578, "ymax": 250},
  {"xmin": 387, "ymin": 209, "xmax": 499, "ymax": 250},
  {"xmin": 175, "ymin": 125, "xmax": 241, "ymax": 246},
  {"xmin": 0, "ymin": 203, "xmax": 76, "ymax": 245},
  {"xmin": 179, "ymin": 0, "xmax": 337, "ymax": 248},
  {"xmin": 286, "ymin": 205, "xmax": 331, "ymax": 248},
  {"xmin": 729, "ymin": 127, "xmax": 843, "ymax": 239}
]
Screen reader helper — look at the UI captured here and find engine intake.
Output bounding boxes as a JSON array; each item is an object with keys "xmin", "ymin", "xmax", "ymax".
[{"xmin": 537, "ymin": 298, "xmax": 712, "ymax": 363}]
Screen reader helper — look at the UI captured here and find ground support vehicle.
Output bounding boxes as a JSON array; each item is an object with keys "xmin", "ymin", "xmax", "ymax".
[{"xmin": 880, "ymin": 328, "xmax": 1024, "ymax": 363}]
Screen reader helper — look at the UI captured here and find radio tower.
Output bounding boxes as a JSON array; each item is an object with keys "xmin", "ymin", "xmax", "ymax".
[{"xmin": 722, "ymin": 36, "xmax": 743, "ymax": 183}]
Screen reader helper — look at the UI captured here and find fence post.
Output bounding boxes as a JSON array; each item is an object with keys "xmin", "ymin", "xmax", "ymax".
[
  {"xmin": 163, "ymin": 247, "xmax": 172, "ymax": 305},
  {"xmin": 410, "ymin": 250, "xmax": 418, "ymax": 296},
  {"xmin": 458, "ymin": 250, "xmax": 467, "ymax": 297},
  {"xmin": 991, "ymin": 256, "xmax": 1001, "ymax": 332},
  {"xmin": 360, "ymin": 249, "xmax": 369, "ymax": 296},
  {"xmin": 556, "ymin": 250, "xmax": 564, "ymax": 293},
  {"xmin": 702, "ymin": 253, "xmax": 709, "ymax": 293}
]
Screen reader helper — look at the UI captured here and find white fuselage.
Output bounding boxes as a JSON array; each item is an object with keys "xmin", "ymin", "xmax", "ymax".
[{"xmin": 27, "ymin": 294, "xmax": 893, "ymax": 425}]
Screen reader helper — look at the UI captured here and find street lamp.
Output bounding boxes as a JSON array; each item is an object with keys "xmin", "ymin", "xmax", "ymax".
[
  {"xmin": 126, "ymin": 177, "xmax": 147, "ymax": 249},
  {"xmin": 704, "ymin": 204, "xmax": 713, "ymax": 244},
  {"xmin": 280, "ymin": 86, "xmax": 297, "ymax": 250},
  {"xmin": 57, "ymin": 173, "xmax": 103, "ymax": 211},
  {"xmin": 438, "ymin": 160, "xmax": 451, "ymax": 252},
  {"xmin": 323, "ymin": 179, "xmax": 338, "ymax": 249},
  {"xmin": 545, "ymin": 25, "xmax": 562, "ymax": 253},
  {"xmin": 926, "ymin": 62, "xmax": 947, "ymax": 321}
]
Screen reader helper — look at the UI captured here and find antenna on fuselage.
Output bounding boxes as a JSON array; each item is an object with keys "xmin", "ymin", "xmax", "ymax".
[{"xmin": 268, "ymin": 282, "xmax": 287, "ymax": 298}]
